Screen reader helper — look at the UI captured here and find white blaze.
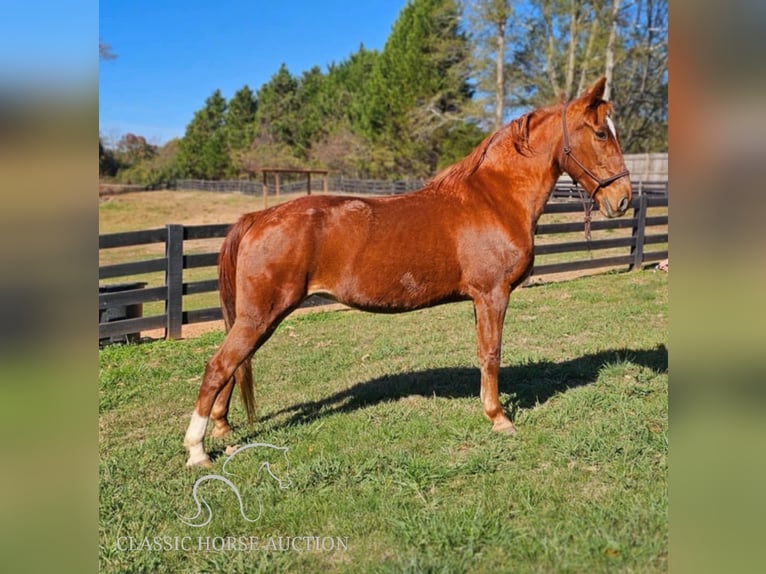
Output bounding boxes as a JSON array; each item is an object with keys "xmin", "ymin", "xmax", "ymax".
[{"xmin": 606, "ymin": 116, "xmax": 617, "ymax": 139}]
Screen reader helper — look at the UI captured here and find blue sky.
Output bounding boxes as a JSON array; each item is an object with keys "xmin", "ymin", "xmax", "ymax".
[
  {"xmin": 99, "ymin": 1, "xmax": 409, "ymax": 146},
  {"xmin": 1, "ymin": 2, "xmax": 95, "ymax": 89}
]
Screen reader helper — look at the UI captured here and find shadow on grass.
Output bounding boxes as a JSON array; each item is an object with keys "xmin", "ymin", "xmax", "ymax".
[{"xmin": 254, "ymin": 345, "xmax": 667, "ymax": 433}]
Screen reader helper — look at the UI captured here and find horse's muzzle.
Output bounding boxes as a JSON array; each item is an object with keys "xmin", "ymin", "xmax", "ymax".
[{"xmin": 597, "ymin": 191, "xmax": 631, "ymax": 218}]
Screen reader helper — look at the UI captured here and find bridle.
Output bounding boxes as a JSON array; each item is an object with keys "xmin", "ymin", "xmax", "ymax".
[{"xmin": 561, "ymin": 100, "xmax": 630, "ymax": 240}]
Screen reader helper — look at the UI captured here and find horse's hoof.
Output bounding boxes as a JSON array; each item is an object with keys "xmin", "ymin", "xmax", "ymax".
[
  {"xmin": 211, "ymin": 424, "xmax": 232, "ymax": 439},
  {"xmin": 186, "ymin": 455, "xmax": 213, "ymax": 469},
  {"xmin": 492, "ymin": 420, "xmax": 517, "ymax": 435}
]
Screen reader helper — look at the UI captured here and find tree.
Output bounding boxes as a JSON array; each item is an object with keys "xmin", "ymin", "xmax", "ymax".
[
  {"xmin": 603, "ymin": 0, "xmax": 621, "ymax": 101},
  {"xmin": 506, "ymin": 0, "xmax": 611, "ymax": 104},
  {"xmin": 253, "ymin": 65, "xmax": 301, "ymax": 155},
  {"xmin": 225, "ymin": 85, "xmax": 257, "ymax": 152},
  {"xmin": 464, "ymin": 0, "xmax": 514, "ymax": 130},
  {"xmin": 310, "ymin": 128, "xmax": 372, "ymax": 178},
  {"xmin": 116, "ymin": 138, "xmax": 181, "ymax": 186},
  {"xmin": 361, "ymin": 0, "xmax": 475, "ymax": 176},
  {"xmin": 609, "ymin": 0, "xmax": 667, "ymax": 151},
  {"xmin": 292, "ymin": 66, "xmax": 328, "ymax": 157},
  {"xmin": 308, "ymin": 46, "xmax": 383, "ymax": 176},
  {"xmin": 115, "ymin": 133, "xmax": 156, "ymax": 166},
  {"xmin": 99, "ymin": 39, "xmax": 116, "ymax": 61},
  {"xmin": 177, "ymin": 90, "xmax": 230, "ymax": 178},
  {"xmin": 225, "ymin": 85, "xmax": 258, "ymax": 174},
  {"xmin": 323, "ymin": 45, "xmax": 380, "ymax": 135},
  {"xmin": 174, "ymin": 0, "xmax": 666, "ymax": 178},
  {"xmin": 99, "ymin": 138, "xmax": 120, "ymax": 177},
  {"xmin": 505, "ymin": 0, "xmax": 667, "ymax": 152}
]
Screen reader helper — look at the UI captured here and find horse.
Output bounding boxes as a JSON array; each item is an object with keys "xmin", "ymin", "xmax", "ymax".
[{"xmin": 184, "ymin": 77, "xmax": 631, "ymax": 467}]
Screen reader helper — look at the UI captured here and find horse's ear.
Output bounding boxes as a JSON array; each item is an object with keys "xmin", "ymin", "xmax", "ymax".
[{"xmin": 583, "ymin": 77, "xmax": 607, "ymax": 106}]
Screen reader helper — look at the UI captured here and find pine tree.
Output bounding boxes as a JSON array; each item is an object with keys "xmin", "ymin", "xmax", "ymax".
[
  {"xmin": 225, "ymin": 85, "xmax": 258, "ymax": 175},
  {"xmin": 325, "ymin": 45, "xmax": 380, "ymax": 135},
  {"xmin": 294, "ymin": 66, "xmax": 327, "ymax": 158},
  {"xmin": 253, "ymin": 64, "xmax": 300, "ymax": 150},
  {"xmin": 361, "ymin": 0, "xmax": 474, "ymax": 176},
  {"xmin": 178, "ymin": 89, "xmax": 230, "ymax": 178},
  {"xmin": 225, "ymin": 85, "xmax": 257, "ymax": 153}
]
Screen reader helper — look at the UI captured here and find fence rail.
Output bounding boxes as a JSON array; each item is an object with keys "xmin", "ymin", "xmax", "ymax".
[
  {"xmin": 174, "ymin": 177, "xmax": 668, "ymax": 198},
  {"xmin": 99, "ymin": 195, "xmax": 668, "ymax": 344},
  {"xmin": 174, "ymin": 177, "xmax": 428, "ymax": 196}
]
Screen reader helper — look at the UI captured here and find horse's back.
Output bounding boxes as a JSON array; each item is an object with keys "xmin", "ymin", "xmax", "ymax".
[{"xmin": 233, "ymin": 192, "xmax": 468, "ymax": 312}]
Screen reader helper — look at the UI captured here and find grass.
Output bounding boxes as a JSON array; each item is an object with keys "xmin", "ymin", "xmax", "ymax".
[{"xmin": 99, "ymin": 270, "xmax": 668, "ymax": 573}]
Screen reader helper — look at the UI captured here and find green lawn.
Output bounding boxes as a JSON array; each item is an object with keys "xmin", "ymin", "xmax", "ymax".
[{"xmin": 99, "ymin": 270, "xmax": 668, "ymax": 573}]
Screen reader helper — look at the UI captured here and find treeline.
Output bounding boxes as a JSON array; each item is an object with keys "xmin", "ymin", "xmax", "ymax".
[{"xmin": 100, "ymin": 0, "xmax": 667, "ymax": 186}]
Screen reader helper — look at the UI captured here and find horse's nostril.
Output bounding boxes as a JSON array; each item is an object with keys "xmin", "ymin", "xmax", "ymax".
[{"xmin": 618, "ymin": 196, "xmax": 629, "ymax": 212}]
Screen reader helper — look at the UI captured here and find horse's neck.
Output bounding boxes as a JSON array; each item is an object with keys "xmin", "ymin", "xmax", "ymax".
[
  {"xmin": 518, "ymin": 111, "xmax": 566, "ymax": 223},
  {"xmin": 518, "ymin": 161, "xmax": 562, "ymax": 225},
  {"xmin": 476, "ymin": 139, "xmax": 563, "ymax": 228}
]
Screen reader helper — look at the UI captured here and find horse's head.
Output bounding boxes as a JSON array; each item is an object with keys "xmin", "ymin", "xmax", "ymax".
[{"xmin": 561, "ymin": 77, "xmax": 632, "ymax": 218}]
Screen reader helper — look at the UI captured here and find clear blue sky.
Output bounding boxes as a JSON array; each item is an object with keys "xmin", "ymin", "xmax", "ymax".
[
  {"xmin": 1, "ymin": 2, "xmax": 95, "ymax": 89},
  {"xmin": 99, "ymin": 1, "xmax": 409, "ymax": 146}
]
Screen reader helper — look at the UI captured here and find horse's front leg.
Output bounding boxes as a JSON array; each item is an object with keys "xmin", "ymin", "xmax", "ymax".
[{"xmin": 473, "ymin": 288, "xmax": 516, "ymax": 434}]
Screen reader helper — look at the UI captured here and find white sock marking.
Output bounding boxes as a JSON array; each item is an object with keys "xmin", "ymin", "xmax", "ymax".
[{"xmin": 184, "ymin": 411, "xmax": 210, "ymax": 465}]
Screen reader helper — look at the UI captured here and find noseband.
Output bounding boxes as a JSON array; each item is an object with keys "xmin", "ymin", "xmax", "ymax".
[{"xmin": 560, "ymin": 101, "xmax": 630, "ymax": 240}]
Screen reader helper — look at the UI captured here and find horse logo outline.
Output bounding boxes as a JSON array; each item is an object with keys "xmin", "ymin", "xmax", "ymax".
[{"xmin": 178, "ymin": 442, "xmax": 291, "ymax": 528}]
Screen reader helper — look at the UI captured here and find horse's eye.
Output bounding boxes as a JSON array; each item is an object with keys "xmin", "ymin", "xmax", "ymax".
[{"xmin": 595, "ymin": 130, "xmax": 608, "ymax": 141}]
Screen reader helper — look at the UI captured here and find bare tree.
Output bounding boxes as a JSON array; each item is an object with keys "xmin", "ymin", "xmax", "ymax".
[
  {"xmin": 464, "ymin": 0, "xmax": 513, "ymax": 129},
  {"xmin": 576, "ymin": 2, "xmax": 601, "ymax": 95},
  {"xmin": 99, "ymin": 39, "xmax": 116, "ymax": 61},
  {"xmin": 486, "ymin": 1, "xmax": 513, "ymax": 130},
  {"xmin": 603, "ymin": 0, "xmax": 621, "ymax": 101},
  {"xmin": 505, "ymin": 0, "xmax": 666, "ymax": 151},
  {"xmin": 542, "ymin": 0, "xmax": 562, "ymax": 96}
]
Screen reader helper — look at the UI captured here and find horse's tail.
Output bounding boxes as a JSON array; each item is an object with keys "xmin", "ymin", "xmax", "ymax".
[{"xmin": 219, "ymin": 215, "xmax": 256, "ymax": 424}]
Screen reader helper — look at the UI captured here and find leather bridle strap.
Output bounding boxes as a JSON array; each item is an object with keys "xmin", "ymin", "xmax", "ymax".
[
  {"xmin": 561, "ymin": 101, "xmax": 630, "ymax": 195},
  {"xmin": 561, "ymin": 100, "xmax": 630, "ymax": 241}
]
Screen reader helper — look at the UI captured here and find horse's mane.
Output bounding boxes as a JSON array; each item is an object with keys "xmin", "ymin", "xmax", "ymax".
[
  {"xmin": 428, "ymin": 129, "xmax": 500, "ymax": 191},
  {"xmin": 429, "ymin": 104, "xmax": 559, "ymax": 191}
]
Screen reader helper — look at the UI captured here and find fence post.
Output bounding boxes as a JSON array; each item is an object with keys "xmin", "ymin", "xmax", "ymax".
[
  {"xmin": 165, "ymin": 224, "xmax": 184, "ymax": 339},
  {"xmin": 630, "ymin": 194, "xmax": 647, "ymax": 271},
  {"xmin": 262, "ymin": 172, "xmax": 268, "ymax": 208}
]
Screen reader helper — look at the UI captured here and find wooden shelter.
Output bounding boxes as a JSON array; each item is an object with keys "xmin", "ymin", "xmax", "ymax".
[{"xmin": 258, "ymin": 168, "xmax": 329, "ymax": 208}]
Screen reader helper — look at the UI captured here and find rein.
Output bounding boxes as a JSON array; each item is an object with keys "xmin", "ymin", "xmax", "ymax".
[{"xmin": 560, "ymin": 101, "xmax": 630, "ymax": 240}]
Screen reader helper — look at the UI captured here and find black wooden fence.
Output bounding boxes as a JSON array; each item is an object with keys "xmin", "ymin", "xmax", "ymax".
[
  {"xmin": 99, "ymin": 195, "xmax": 667, "ymax": 344},
  {"xmin": 174, "ymin": 177, "xmax": 668, "ymax": 199}
]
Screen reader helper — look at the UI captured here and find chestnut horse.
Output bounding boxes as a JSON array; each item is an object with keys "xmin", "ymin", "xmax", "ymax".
[{"xmin": 185, "ymin": 78, "xmax": 631, "ymax": 467}]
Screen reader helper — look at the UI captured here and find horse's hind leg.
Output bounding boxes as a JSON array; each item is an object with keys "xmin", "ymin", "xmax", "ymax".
[
  {"xmin": 184, "ymin": 277, "xmax": 306, "ymax": 467},
  {"xmin": 184, "ymin": 320, "xmax": 261, "ymax": 467},
  {"xmin": 209, "ymin": 360, "xmax": 252, "ymax": 437},
  {"xmin": 210, "ymin": 375, "xmax": 236, "ymax": 438}
]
